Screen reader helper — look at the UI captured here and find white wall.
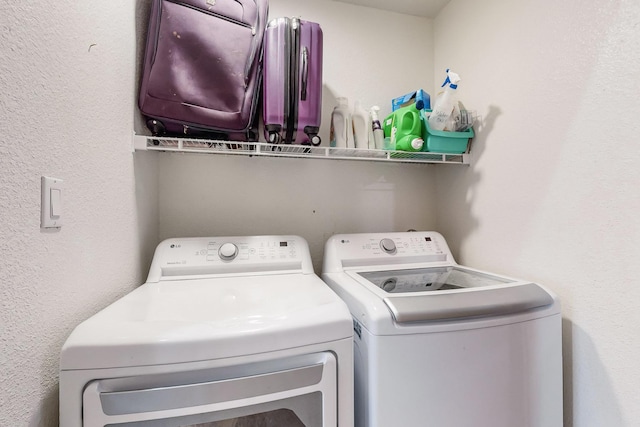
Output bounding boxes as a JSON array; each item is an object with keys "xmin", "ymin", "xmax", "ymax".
[
  {"xmin": 156, "ymin": 0, "xmax": 440, "ymax": 272},
  {"xmin": 158, "ymin": 154, "xmax": 437, "ymax": 272},
  {"xmin": 0, "ymin": 2, "xmax": 158, "ymax": 426},
  {"xmin": 433, "ymin": 1, "xmax": 640, "ymax": 425},
  {"xmin": 16, "ymin": 0, "xmax": 633, "ymax": 425},
  {"xmin": 0, "ymin": 1, "xmax": 437, "ymax": 425}
]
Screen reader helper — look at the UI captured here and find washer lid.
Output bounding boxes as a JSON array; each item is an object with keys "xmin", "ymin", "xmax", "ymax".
[
  {"xmin": 60, "ymin": 274, "xmax": 352, "ymax": 370},
  {"xmin": 358, "ymin": 266, "xmax": 511, "ymax": 293},
  {"xmin": 356, "ymin": 266, "xmax": 554, "ymax": 323}
]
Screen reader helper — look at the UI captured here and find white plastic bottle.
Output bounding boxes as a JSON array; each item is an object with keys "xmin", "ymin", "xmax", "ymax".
[
  {"xmin": 428, "ymin": 69, "xmax": 461, "ymax": 131},
  {"xmin": 370, "ymin": 106, "xmax": 385, "ymax": 150},
  {"xmin": 352, "ymin": 101, "xmax": 370, "ymax": 149},
  {"xmin": 330, "ymin": 97, "xmax": 351, "ymax": 148}
]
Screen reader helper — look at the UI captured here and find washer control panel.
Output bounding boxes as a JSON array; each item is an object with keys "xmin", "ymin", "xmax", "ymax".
[
  {"xmin": 218, "ymin": 242, "xmax": 239, "ymax": 260},
  {"xmin": 324, "ymin": 232, "xmax": 452, "ymax": 272},
  {"xmin": 201, "ymin": 238, "xmax": 299, "ymax": 263},
  {"xmin": 148, "ymin": 235, "xmax": 313, "ymax": 281},
  {"xmin": 379, "ymin": 238, "xmax": 397, "ymax": 254}
]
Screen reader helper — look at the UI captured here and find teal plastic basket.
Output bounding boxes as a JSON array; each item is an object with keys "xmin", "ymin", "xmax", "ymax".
[{"xmin": 421, "ymin": 110, "xmax": 474, "ymax": 154}]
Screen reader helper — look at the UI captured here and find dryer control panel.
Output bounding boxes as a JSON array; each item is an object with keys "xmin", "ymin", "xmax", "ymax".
[
  {"xmin": 323, "ymin": 231, "xmax": 453, "ymax": 272},
  {"xmin": 147, "ymin": 235, "xmax": 314, "ymax": 281}
]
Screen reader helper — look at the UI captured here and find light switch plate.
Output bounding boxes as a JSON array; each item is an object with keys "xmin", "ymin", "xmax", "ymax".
[{"xmin": 41, "ymin": 176, "xmax": 63, "ymax": 228}]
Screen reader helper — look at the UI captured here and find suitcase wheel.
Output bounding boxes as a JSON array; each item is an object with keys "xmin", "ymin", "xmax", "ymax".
[
  {"xmin": 304, "ymin": 126, "xmax": 321, "ymax": 146},
  {"xmin": 247, "ymin": 129, "xmax": 259, "ymax": 142},
  {"xmin": 268, "ymin": 132, "xmax": 282, "ymax": 144},
  {"xmin": 309, "ymin": 135, "xmax": 321, "ymax": 146},
  {"xmin": 146, "ymin": 119, "xmax": 166, "ymax": 136}
]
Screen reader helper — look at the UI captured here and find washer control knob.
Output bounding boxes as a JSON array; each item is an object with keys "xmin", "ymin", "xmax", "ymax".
[
  {"xmin": 218, "ymin": 243, "xmax": 238, "ymax": 261},
  {"xmin": 380, "ymin": 238, "xmax": 397, "ymax": 254}
]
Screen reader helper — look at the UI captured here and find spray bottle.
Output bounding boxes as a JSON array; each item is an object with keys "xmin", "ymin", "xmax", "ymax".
[
  {"xmin": 428, "ymin": 69, "xmax": 461, "ymax": 131},
  {"xmin": 370, "ymin": 106, "xmax": 385, "ymax": 150}
]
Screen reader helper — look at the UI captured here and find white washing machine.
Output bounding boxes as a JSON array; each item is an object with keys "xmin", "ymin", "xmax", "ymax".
[
  {"xmin": 60, "ymin": 235, "xmax": 354, "ymax": 427},
  {"xmin": 321, "ymin": 231, "xmax": 563, "ymax": 427}
]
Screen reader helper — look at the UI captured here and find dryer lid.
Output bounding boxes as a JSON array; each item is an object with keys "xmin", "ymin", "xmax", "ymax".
[
  {"xmin": 356, "ymin": 267, "xmax": 554, "ymax": 323},
  {"xmin": 60, "ymin": 274, "xmax": 352, "ymax": 370}
]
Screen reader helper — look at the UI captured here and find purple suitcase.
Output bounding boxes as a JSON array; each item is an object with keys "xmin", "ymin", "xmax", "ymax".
[
  {"xmin": 139, "ymin": 0, "xmax": 268, "ymax": 140},
  {"xmin": 263, "ymin": 17, "xmax": 323, "ymax": 145}
]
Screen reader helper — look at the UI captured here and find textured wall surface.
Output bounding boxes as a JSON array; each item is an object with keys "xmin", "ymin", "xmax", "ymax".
[
  {"xmin": 156, "ymin": 0, "xmax": 440, "ymax": 272},
  {"xmin": 433, "ymin": 0, "xmax": 640, "ymax": 425},
  {"xmin": 158, "ymin": 154, "xmax": 437, "ymax": 274},
  {"xmin": 0, "ymin": 0, "xmax": 435, "ymax": 425},
  {"xmin": 15, "ymin": 0, "xmax": 637, "ymax": 425},
  {"xmin": 0, "ymin": 2, "xmax": 158, "ymax": 426}
]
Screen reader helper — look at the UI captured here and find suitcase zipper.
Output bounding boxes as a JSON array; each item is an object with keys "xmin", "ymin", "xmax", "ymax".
[
  {"xmin": 165, "ymin": 0, "xmax": 254, "ymax": 30},
  {"xmin": 149, "ymin": 1, "xmax": 163, "ymax": 66},
  {"xmin": 243, "ymin": 0, "xmax": 264, "ymax": 87},
  {"xmin": 148, "ymin": 112, "xmax": 257, "ymax": 137}
]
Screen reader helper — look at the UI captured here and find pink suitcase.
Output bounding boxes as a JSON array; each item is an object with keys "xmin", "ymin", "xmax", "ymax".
[{"xmin": 263, "ymin": 17, "xmax": 323, "ymax": 145}]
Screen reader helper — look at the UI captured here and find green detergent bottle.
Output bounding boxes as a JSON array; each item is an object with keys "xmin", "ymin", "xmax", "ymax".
[{"xmin": 383, "ymin": 104, "xmax": 424, "ymax": 152}]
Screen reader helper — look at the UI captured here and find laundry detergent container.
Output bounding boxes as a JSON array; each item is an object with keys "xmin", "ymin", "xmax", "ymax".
[{"xmin": 421, "ymin": 110, "xmax": 474, "ymax": 153}]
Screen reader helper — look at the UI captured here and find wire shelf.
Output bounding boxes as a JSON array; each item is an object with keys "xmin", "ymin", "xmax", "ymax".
[{"xmin": 132, "ymin": 134, "xmax": 469, "ymax": 165}]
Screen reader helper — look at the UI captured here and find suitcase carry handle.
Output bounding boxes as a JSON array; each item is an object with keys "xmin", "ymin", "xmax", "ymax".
[{"xmin": 301, "ymin": 46, "xmax": 309, "ymax": 101}]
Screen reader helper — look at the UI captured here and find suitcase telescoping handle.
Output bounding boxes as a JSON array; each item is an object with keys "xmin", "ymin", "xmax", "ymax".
[{"xmin": 301, "ymin": 46, "xmax": 309, "ymax": 101}]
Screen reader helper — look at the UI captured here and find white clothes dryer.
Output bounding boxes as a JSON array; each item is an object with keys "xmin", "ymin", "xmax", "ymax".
[
  {"xmin": 321, "ymin": 231, "xmax": 563, "ymax": 427},
  {"xmin": 60, "ymin": 235, "xmax": 353, "ymax": 427}
]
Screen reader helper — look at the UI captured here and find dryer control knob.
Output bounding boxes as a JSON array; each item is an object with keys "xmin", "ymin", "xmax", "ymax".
[
  {"xmin": 219, "ymin": 243, "xmax": 238, "ymax": 261},
  {"xmin": 380, "ymin": 238, "xmax": 397, "ymax": 254}
]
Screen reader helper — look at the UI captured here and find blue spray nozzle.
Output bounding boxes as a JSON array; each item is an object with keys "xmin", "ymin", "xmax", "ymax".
[
  {"xmin": 441, "ymin": 68, "xmax": 451, "ymax": 87},
  {"xmin": 440, "ymin": 68, "xmax": 461, "ymax": 89}
]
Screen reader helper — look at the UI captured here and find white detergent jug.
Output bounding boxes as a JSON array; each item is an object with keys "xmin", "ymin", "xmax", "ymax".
[
  {"xmin": 330, "ymin": 97, "xmax": 352, "ymax": 148},
  {"xmin": 352, "ymin": 100, "xmax": 370, "ymax": 149}
]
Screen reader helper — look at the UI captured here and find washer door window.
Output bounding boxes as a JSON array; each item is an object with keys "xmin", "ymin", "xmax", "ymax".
[{"xmin": 81, "ymin": 353, "xmax": 335, "ymax": 427}]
